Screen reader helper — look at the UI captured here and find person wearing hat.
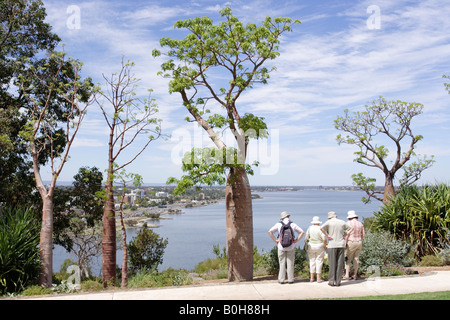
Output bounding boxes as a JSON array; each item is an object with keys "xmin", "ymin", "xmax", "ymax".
[
  {"xmin": 305, "ymin": 216, "xmax": 327, "ymax": 282},
  {"xmin": 268, "ymin": 211, "xmax": 305, "ymax": 284},
  {"xmin": 320, "ymin": 211, "xmax": 353, "ymax": 287},
  {"xmin": 344, "ymin": 210, "xmax": 365, "ymax": 280}
]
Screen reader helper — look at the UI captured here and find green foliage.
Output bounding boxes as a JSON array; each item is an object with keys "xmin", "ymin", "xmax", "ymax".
[
  {"xmin": 0, "ymin": 0, "xmax": 62, "ymax": 207},
  {"xmin": 0, "ymin": 206, "xmax": 41, "ymax": 294},
  {"xmin": 359, "ymin": 231, "xmax": 412, "ymax": 272},
  {"xmin": 378, "ymin": 263, "xmax": 415, "ymax": 277},
  {"xmin": 265, "ymin": 246, "xmax": 307, "ymax": 275},
  {"xmin": 418, "ymin": 254, "xmax": 443, "ymax": 267},
  {"xmin": 156, "ymin": 7, "xmax": 298, "ymax": 193},
  {"xmin": 21, "ymin": 285, "xmax": 53, "ymax": 296},
  {"xmin": 127, "ymin": 268, "xmax": 192, "ymax": 288},
  {"xmin": 438, "ymin": 249, "xmax": 450, "ymax": 265},
  {"xmin": 443, "ymin": 74, "xmax": 450, "ymax": 94},
  {"xmin": 128, "ymin": 227, "xmax": 168, "ymax": 274},
  {"xmin": 372, "ymin": 184, "xmax": 450, "ymax": 258},
  {"xmin": 167, "ymin": 147, "xmax": 256, "ymax": 194},
  {"xmin": 72, "ymin": 166, "xmax": 104, "ymax": 227},
  {"xmin": 155, "ymin": 7, "xmax": 299, "ymax": 97}
]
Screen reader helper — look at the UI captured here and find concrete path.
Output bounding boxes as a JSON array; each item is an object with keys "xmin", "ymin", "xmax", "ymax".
[{"xmin": 27, "ymin": 271, "xmax": 450, "ymax": 300}]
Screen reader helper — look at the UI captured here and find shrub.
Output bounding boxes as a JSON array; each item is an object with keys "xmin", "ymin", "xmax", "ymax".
[
  {"xmin": 128, "ymin": 227, "xmax": 168, "ymax": 274},
  {"xmin": 0, "ymin": 207, "xmax": 41, "ymax": 294},
  {"xmin": 265, "ymin": 246, "xmax": 307, "ymax": 275},
  {"xmin": 419, "ymin": 254, "xmax": 443, "ymax": 267},
  {"xmin": 80, "ymin": 279, "xmax": 103, "ymax": 291},
  {"xmin": 21, "ymin": 285, "xmax": 53, "ymax": 296},
  {"xmin": 379, "ymin": 263, "xmax": 415, "ymax": 277},
  {"xmin": 359, "ymin": 231, "xmax": 412, "ymax": 272},
  {"xmin": 127, "ymin": 268, "xmax": 192, "ymax": 288},
  {"xmin": 373, "ymin": 184, "xmax": 450, "ymax": 259},
  {"xmin": 438, "ymin": 249, "xmax": 450, "ymax": 265}
]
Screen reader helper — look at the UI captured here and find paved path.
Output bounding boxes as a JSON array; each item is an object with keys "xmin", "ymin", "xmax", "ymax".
[{"xmin": 27, "ymin": 271, "xmax": 450, "ymax": 300}]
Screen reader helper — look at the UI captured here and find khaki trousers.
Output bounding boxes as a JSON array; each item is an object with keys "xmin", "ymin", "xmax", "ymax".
[
  {"xmin": 278, "ymin": 249, "xmax": 295, "ymax": 283},
  {"xmin": 345, "ymin": 240, "xmax": 363, "ymax": 272}
]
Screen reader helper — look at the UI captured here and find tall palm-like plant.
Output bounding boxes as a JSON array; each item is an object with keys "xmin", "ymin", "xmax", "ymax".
[{"xmin": 373, "ymin": 184, "xmax": 450, "ymax": 259}]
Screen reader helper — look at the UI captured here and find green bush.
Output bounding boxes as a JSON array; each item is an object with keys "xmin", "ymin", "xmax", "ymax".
[
  {"xmin": 128, "ymin": 227, "xmax": 168, "ymax": 274},
  {"xmin": 419, "ymin": 254, "xmax": 443, "ymax": 267},
  {"xmin": 127, "ymin": 268, "xmax": 192, "ymax": 288},
  {"xmin": 359, "ymin": 231, "xmax": 412, "ymax": 272},
  {"xmin": 373, "ymin": 184, "xmax": 450, "ymax": 259},
  {"xmin": 21, "ymin": 285, "xmax": 53, "ymax": 296},
  {"xmin": 0, "ymin": 207, "xmax": 41, "ymax": 294},
  {"xmin": 438, "ymin": 248, "xmax": 450, "ymax": 265},
  {"xmin": 378, "ymin": 263, "xmax": 415, "ymax": 277},
  {"xmin": 194, "ymin": 244, "xmax": 282, "ymax": 279},
  {"xmin": 265, "ymin": 246, "xmax": 307, "ymax": 275}
]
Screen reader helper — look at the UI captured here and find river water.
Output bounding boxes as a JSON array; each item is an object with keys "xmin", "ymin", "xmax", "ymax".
[{"xmin": 53, "ymin": 190, "xmax": 381, "ymax": 275}]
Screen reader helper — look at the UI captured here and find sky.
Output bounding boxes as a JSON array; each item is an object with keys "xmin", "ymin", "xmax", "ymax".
[{"xmin": 39, "ymin": 0, "xmax": 450, "ymax": 186}]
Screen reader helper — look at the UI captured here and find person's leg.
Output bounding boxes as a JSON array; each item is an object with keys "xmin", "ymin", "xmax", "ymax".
[
  {"xmin": 278, "ymin": 249, "xmax": 287, "ymax": 283},
  {"xmin": 328, "ymin": 248, "xmax": 337, "ymax": 286},
  {"xmin": 316, "ymin": 248, "xmax": 325, "ymax": 282},
  {"xmin": 345, "ymin": 242, "xmax": 356, "ymax": 279},
  {"xmin": 335, "ymin": 247, "xmax": 345, "ymax": 286},
  {"xmin": 308, "ymin": 248, "xmax": 316, "ymax": 281},
  {"xmin": 344, "ymin": 246, "xmax": 351, "ymax": 279},
  {"xmin": 286, "ymin": 249, "xmax": 295, "ymax": 283},
  {"xmin": 353, "ymin": 241, "xmax": 363, "ymax": 278}
]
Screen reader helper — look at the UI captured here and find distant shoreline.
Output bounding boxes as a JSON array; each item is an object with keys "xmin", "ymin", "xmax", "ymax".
[{"xmin": 118, "ymin": 199, "xmax": 224, "ymax": 230}]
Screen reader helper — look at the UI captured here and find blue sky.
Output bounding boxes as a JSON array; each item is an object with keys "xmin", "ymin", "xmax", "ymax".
[{"xmin": 40, "ymin": 0, "xmax": 450, "ymax": 186}]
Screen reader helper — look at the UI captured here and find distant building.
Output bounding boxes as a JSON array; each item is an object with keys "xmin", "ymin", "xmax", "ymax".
[
  {"xmin": 155, "ymin": 191, "xmax": 169, "ymax": 198},
  {"xmin": 120, "ymin": 188, "xmax": 146, "ymax": 205}
]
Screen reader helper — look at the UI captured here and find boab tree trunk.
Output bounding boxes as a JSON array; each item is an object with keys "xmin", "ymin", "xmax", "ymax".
[{"xmin": 225, "ymin": 167, "xmax": 253, "ymax": 281}]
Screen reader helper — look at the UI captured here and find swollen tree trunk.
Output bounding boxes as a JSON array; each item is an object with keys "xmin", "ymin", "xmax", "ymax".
[
  {"xmin": 39, "ymin": 196, "xmax": 54, "ymax": 288},
  {"xmin": 225, "ymin": 166, "xmax": 253, "ymax": 281},
  {"xmin": 102, "ymin": 182, "xmax": 116, "ymax": 287},
  {"xmin": 383, "ymin": 172, "xmax": 395, "ymax": 203}
]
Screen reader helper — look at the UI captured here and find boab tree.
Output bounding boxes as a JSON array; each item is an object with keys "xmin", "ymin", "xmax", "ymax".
[
  {"xmin": 153, "ymin": 7, "xmax": 299, "ymax": 281},
  {"xmin": 19, "ymin": 50, "xmax": 95, "ymax": 287},
  {"xmin": 335, "ymin": 97, "xmax": 434, "ymax": 203},
  {"xmin": 94, "ymin": 59, "xmax": 162, "ymax": 287}
]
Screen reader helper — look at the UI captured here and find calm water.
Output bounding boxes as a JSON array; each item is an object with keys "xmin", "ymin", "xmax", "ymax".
[{"xmin": 53, "ymin": 190, "xmax": 381, "ymax": 275}]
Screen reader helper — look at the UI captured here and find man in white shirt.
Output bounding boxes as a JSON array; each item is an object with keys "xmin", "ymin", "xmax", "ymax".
[{"xmin": 268, "ymin": 211, "xmax": 304, "ymax": 284}]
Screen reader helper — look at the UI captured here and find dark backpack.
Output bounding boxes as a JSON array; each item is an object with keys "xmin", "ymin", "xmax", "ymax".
[{"xmin": 279, "ymin": 221, "xmax": 295, "ymax": 247}]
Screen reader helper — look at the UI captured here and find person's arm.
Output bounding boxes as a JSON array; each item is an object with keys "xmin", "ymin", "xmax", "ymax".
[
  {"xmin": 268, "ymin": 230, "xmax": 279, "ymax": 244},
  {"xmin": 320, "ymin": 226, "xmax": 333, "ymax": 240},
  {"xmin": 322, "ymin": 233, "xmax": 327, "ymax": 249},
  {"xmin": 295, "ymin": 231, "xmax": 305, "ymax": 243}
]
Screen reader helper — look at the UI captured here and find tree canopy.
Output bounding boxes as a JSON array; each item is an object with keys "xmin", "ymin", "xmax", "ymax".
[{"xmin": 154, "ymin": 7, "xmax": 299, "ymax": 192}]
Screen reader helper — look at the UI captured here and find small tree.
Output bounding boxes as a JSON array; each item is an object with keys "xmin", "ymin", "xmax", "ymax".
[
  {"xmin": 335, "ymin": 97, "xmax": 435, "ymax": 203},
  {"xmin": 153, "ymin": 6, "xmax": 299, "ymax": 281},
  {"xmin": 128, "ymin": 227, "xmax": 168, "ymax": 274},
  {"xmin": 94, "ymin": 59, "xmax": 162, "ymax": 287},
  {"xmin": 64, "ymin": 167, "xmax": 104, "ymax": 279}
]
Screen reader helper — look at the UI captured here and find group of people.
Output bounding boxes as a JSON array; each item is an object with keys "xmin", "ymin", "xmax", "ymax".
[{"xmin": 268, "ymin": 210, "xmax": 365, "ymax": 287}]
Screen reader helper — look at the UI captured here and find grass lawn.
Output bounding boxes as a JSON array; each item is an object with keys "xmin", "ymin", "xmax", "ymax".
[{"xmin": 326, "ymin": 290, "xmax": 450, "ymax": 300}]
